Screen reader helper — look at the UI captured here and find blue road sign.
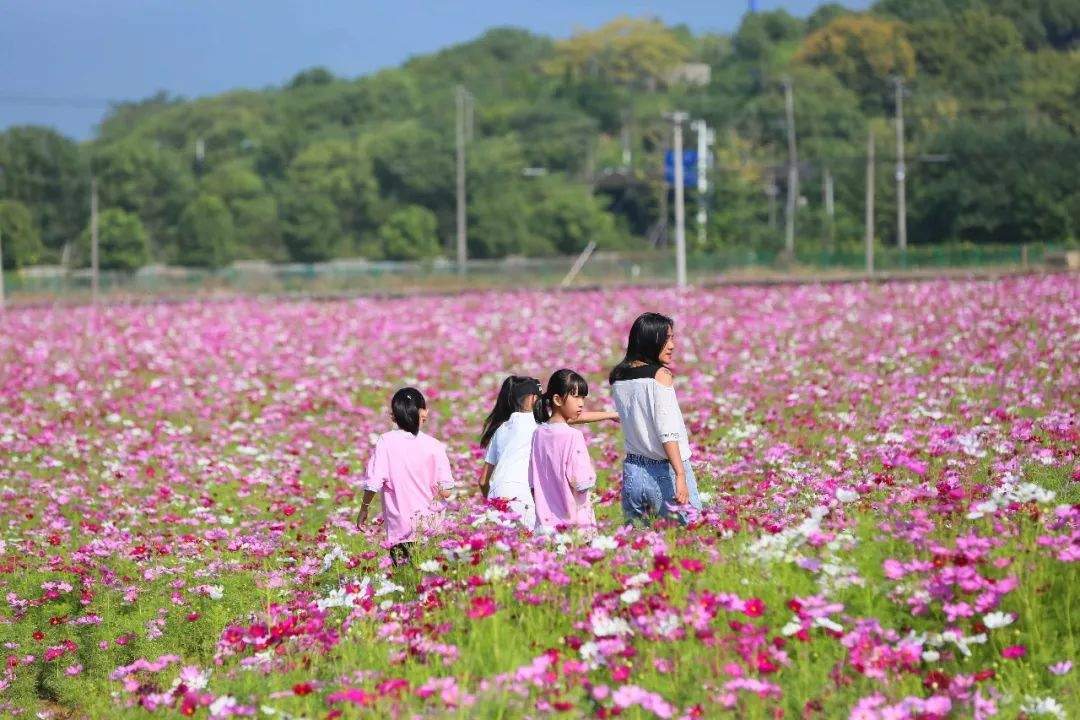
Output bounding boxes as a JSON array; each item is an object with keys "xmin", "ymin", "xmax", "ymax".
[{"xmin": 664, "ymin": 150, "xmax": 698, "ymax": 187}]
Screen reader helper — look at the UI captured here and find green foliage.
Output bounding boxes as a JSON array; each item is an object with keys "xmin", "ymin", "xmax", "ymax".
[
  {"xmin": 177, "ymin": 194, "xmax": 236, "ymax": 268},
  {"xmin": 77, "ymin": 208, "xmax": 151, "ymax": 271},
  {"xmin": 281, "ymin": 192, "xmax": 345, "ymax": 263},
  {"xmin": 910, "ymin": 119, "xmax": 1080, "ymax": 244},
  {"xmin": 529, "ymin": 180, "xmax": 619, "ymax": 254},
  {"xmin": 0, "ymin": 199, "xmax": 44, "ymax": 269},
  {"xmin": 0, "ymin": 126, "xmax": 87, "ymax": 254},
  {"xmin": 90, "ymin": 140, "xmax": 194, "ymax": 253},
  {"xmin": 3, "ymin": 0, "xmax": 1080, "ymax": 268},
  {"xmin": 378, "ymin": 205, "xmax": 441, "ymax": 261}
]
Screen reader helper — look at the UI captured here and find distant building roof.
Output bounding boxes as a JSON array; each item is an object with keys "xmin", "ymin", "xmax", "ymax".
[{"xmin": 668, "ymin": 63, "xmax": 711, "ymax": 87}]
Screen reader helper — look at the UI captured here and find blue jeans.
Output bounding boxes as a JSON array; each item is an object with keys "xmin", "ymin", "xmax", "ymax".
[{"xmin": 621, "ymin": 454, "xmax": 701, "ymax": 526}]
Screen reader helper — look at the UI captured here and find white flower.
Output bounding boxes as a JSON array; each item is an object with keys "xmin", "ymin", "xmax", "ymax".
[
  {"xmin": 1019, "ymin": 696, "xmax": 1066, "ymax": 720},
  {"xmin": 590, "ymin": 535, "xmax": 617, "ymax": 551},
  {"xmin": 418, "ymin": 560, "xmax": 441, "ymax": 573},
  {"xmin": 321, "ymin": 546, "xmax": 349, "ymax": 572},
  {"xmin": 205, "ymin": 585, "xmax": 224, "ymax": 601},
  {"xmin": 835, "ymin": 488, "xmax": 859, "ymax": 503},
  {"xmin": 620, "ymin": 589, "xmax": 641, "ymax": 605},
  {"xmin": 590, "ymin": 610, "xmax": 632, "ymax": 637},
  {"xmin": 922, "ymin": 650, "xmax": 940, "ymax": 662},
  {"xmin": 481, "ymin": 564, "xmax": 508, "ymax": 581},
  {"xmin": 209, "ymin": 695, "xmax": 238, "ymax": 718},
  {"xmin": 781, "ymin": 619, "xmax": 802, "ymax": 636},
  {"xmin": 374, "ymin": 579, "xmax": 404, "ymax": 597},
  {"xmin": 624, "ymin": 573, "xmax": 651, "ymax": 588},
  {"xmin": 983, "ymin": 611, "xmax": 1014, "ymax": 629},
  {"xmin": 813, "ymin": 617, "xmax": 844, "ymax": 633}
]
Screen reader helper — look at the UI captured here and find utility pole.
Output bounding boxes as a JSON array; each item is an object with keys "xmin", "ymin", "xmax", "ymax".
[
  {"xmin": 692, "ymin": 119, "xmax": 712, "ymax": 249},
  {"xmin": 782, "ymin": 76, "xmax": 798, "ymax": 257},
  {"xmin": 823, "ymin": 167, "xmax": 835, "ymax": 252},
  {"xmin": 894, "ymin": 77, "xmax": 907, "ymax": 252},
  {"xmin": 455, "ymin": 85, "xmax": 472, "ymax": 276},
  {"xmin": 665, "ymin": 112, "xmax": 689, "ymax": 289},
  {"xmin": 0, "ymin": 225, "xmax": 5, "ymax": 311},
  {"xmin": 91, "ymin": 178, "xmax": 99, "ymax": 304},
  {"xmin": 865, "ymin": 131, "xmax": 875, "ymax": 275}
]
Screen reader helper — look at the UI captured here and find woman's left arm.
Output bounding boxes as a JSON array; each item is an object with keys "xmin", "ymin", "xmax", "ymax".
[{"xmin": 570, "ymin": 411, "xmax": 619, "ymax": 425}]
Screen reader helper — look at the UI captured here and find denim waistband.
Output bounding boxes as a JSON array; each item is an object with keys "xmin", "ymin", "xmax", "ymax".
[{"xmin": 625, "ymin": 453, "xmax": 669, "ymax": 466}]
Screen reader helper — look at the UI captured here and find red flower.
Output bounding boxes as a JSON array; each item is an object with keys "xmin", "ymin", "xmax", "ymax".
[
  {"xmin": 924, "ymin": 670, "xmax": 951, "ymax": 691},
  {"xmin": 743, "ymin": 598, "xmax": 766, "ymax": 617},
  {"xmin": 680, "ymin": 558, "xmax": 705, "ymax": 573},
  {"xmin": 973, "ymin": 669, "xmax": 996, "ymax": 682},
  {"xmin": 282, "ymin": 505, "xmax": 296, "ymax": 517},
  {"xmin": 467, "ymin": 596, "xmax": 497, "ymax": 619},
  {"xmin": 32, "ymin": 631, "xmax": 45, "ymax": 641},
  {"xmin": 292, "ymin": 682, "xmax": 313, "ymax": 696}
]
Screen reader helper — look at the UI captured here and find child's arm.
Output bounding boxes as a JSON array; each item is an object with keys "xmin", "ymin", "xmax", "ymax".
[
  {"xmin": 355, "ymin": 489, "xmax": 377, "ymax": 527},
  {"xmin": 435, "ymin": 444, "xmax": 454, "ymax": 500},
  {"xmin": 569, "ymin": 411, "xmax": 619, "ymax": 425},
  {"xmin": 566, "ymin": 432, "xmax": 597, "ymax": 492},
  {"xmin": 479, "ymin": 462, "xmax": 495, "ymax": 499}
]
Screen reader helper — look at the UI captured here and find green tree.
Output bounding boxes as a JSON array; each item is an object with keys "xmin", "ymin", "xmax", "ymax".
[
  {"xmin": 733, "ymin": 9, "xmax": 805, "ymax": 62},
  {"xmin": 0, "ymin": 126, "xmax": 87, "ymax": 254},
  {"xmin": 177, "ymin": 195, "xmax": 235, "ymax": 268},
  {"xmin": 77, "ymin": 208, "xmax": 151, "ymax": 271},
  {"xmin": 379, "ymin": 205, "xmax": 441, "ymax": 261},
  {"xmin": 91, "ymin": 139, "xmax": 194, "ymax": 253},
  {"xmin": 280, "ymin": 192, "xmax": 345, "ymax": 263},
  {"xmin": 911, "ymin": 119, "xmax": 1080, "ymax": 244},
  {"xmin": 529, "ymin": 180, "xmax": 619, "ymax": 254},
  {"xmin": 200, "ymin": 160, "xmax": 281, "ymax": 257},
  {"xmin": 909, "ymin": 9, "xmax": 1024, "ymax": 98},
  {"xmin": 0, "ymin": 199, "xmax": 45, "ymax": 270},
  {"xmin": 286, "ymin": 138, "xmax": 380, "ymax": 245}
]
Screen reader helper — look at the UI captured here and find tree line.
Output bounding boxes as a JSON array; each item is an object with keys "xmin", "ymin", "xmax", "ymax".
[{"xmin": 1, "ymin": 0, "xmax": 1078, "ymax": 271}]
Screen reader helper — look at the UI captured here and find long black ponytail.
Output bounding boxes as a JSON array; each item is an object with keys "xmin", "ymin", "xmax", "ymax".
[
  {"xmin": 480, "ymin": 375, "xmax": 542, "ymax": 447},
  {"xmin": 535, "ymin": 369, "xmax": 589, "ymax": 423}
]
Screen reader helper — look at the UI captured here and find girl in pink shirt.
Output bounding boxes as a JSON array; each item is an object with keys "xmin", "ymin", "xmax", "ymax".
[
  {"xmin": 529, "ymin": 369, "xmax": 598, "ymax": 533},
  {"xmin": 356, "ymin": 387, "xmax": 454, "ymax": 564}
]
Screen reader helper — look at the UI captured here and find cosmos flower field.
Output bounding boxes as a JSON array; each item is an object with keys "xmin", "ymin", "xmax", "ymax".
[{"xmin": 1, "ymin": 275, "xmax": 1077, "ymax": 720}]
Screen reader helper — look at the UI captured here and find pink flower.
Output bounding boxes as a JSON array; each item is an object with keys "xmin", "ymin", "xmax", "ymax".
[
  {"xmin": 1001, "ymin": 645, "xmax": 1027, "ymax": 659},
  {"xmin": 327, "ymin": 687, "xmax": 372, "ymax": 706},
  {"xmin": 467, "ymin": 596, "xmax": 497, "ymax": 619},
  {"xmin": 742, "ymin": 598, "xmax": 765, "ymax": 617},
  {"xmin": 1048, "ymin": 661, "xmax": 1072, "ymax": 675}
]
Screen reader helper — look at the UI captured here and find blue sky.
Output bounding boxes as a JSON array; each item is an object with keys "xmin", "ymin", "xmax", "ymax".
[{"xmin": 0, "ymin": 0, "xmax": 872, "ymax": 140}]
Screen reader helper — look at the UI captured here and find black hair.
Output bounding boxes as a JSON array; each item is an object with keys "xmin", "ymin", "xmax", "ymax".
[
  {"xmin": 535, "ymin": 369, "xmax": 589, "ymax": 423},
  {"xmin": 391, "ymin": 387, "xmax": 426, "ymax": 435},
  {"xmin": 609, "ymin": 312, "xmax": 674, "ymax": 384},
  {"xmin": 479, "ymin": 375, "xmax": 541, "ymax": 447}
]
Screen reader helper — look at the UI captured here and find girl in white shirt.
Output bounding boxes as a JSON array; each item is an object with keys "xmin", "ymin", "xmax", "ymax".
[
  {"xmin": 478, "ymin": 375, "xmax": 616, "ymax": 527},
  {"xmin": 609, "ymin": 312, "xmax": 702, "ymax": 525}
]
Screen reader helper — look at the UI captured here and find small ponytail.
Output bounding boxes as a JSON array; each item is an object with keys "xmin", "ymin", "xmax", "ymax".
[{"xmin": 391, "ymin": 387, "xmax": 426, "ymax": 435}]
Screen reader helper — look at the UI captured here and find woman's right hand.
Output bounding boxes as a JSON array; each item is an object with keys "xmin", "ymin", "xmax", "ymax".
[{"xmin": 674, "ymin": 474, "xmax": 690, "ymax": 505}]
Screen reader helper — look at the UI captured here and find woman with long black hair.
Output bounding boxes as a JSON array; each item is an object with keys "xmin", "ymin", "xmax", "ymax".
[{"xmin": 609, "ymin": 312, "xmax": 701, "ymax": 525}]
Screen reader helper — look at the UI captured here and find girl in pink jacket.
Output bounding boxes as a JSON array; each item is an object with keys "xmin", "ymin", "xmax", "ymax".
[
  {"xmin": 529, "ymin": 369, "xmax": 598, "ymax": 533},
  {"xmin": 356, "ymin": 387, "xmax": 453, "ymax": 564}
]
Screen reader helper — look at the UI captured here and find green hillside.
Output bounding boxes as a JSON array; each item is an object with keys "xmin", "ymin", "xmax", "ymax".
[{"xmin": 1, "ymin": 0, "xmax": 1078, "ymax": 270}]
